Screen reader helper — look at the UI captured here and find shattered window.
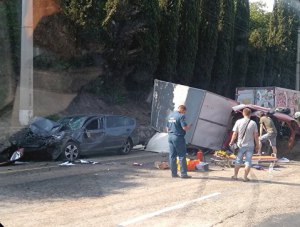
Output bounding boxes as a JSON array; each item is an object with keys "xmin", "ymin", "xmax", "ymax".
[
  {"xmin": 67, "ymin": 117, "xmax": 86, "ymax": 130},
  {"xmin": 86, "ymin": 119, "xmax": 98, "ymax": 130}
]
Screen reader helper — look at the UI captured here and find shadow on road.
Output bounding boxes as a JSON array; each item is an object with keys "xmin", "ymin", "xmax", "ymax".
[{"xmin": 0, "ymin": 162, "xmax": 155, "ymax": 202}]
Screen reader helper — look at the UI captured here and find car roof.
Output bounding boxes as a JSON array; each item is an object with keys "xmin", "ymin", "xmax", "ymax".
[
  {"xmin": 232, "ymin": 104, "xmax": 296, "ymax": 123},
  {"xmin": 60, "ymin": 114, "xmax": 135, "ymax": 119}
]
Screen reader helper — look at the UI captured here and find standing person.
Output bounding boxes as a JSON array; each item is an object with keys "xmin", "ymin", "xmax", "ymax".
[
  {"xmin": 257, "ymin": 111, "xmax": 278, "ymax": 157},
  {"xmin": 229, "ymin": 108, "xmax": 259, "ymax": 182},
  {"xmin": 167, "ymin": 105, "xmax": 192, "ymax": 178}
]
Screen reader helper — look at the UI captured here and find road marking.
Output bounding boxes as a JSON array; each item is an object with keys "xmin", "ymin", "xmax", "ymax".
[{"xmin": 118, "ymin": 192, "xmax": 221, "ymax": 226}]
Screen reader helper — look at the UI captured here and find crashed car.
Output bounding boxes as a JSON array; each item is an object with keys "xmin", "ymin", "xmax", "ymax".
[
  {"xmin": 9, "ymin": 115, "xmax": 139, "ymax": 161},
  {"xmin": 226, "ymin": 104, "xmax": 299, "ymax": 155}
]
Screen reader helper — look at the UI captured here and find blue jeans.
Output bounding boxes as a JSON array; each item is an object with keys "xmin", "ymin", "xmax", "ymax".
[
  {"xmin": 235, "ymin": 146, "xmax": 254, "ymax": 167},
  {"xmin": 168, "ymin": 134, "xmax": 188, "ymax": 176}
]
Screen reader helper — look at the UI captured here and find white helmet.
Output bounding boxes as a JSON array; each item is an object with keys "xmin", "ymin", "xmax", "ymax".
[{"xmin": 294, "ymin": 112, "xmax": 300, "ymax": 119}]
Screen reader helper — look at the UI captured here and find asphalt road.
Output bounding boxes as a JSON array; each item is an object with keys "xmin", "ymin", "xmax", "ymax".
[{"xmin": 1, "ymin": 150, "xmax": 300, "ymax": 227}]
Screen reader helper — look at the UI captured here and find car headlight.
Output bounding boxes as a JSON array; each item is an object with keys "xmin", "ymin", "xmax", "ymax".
[{"xmin": 53, "ymin": 132, "xmax": 65, "ymax": 140}]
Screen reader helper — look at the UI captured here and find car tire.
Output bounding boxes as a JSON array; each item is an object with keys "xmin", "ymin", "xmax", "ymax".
[
  {"xmin": 119, "ymin": 138, "xmax": 133, "ymax": 155},
  {"xmin": 61, "ymin": 141, "xmax": 80, "ymax": 161}
]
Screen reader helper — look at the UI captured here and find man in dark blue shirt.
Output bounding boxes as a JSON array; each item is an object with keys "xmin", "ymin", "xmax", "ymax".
[{"xmin": 167, "ymin": 105, "xmax": 192, "ymax": 178}]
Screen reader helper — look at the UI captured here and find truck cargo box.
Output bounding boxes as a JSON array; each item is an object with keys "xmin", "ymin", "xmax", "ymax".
[
  {"xmin": 236, "ymin": 87, "xmax": 300, "ymax": 116},
  {"xmin": 151, "ymin": 80, "xmax": 238, "ymax": 150}
]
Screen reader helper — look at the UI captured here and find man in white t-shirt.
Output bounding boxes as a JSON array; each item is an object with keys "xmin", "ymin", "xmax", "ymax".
[{"xmin": 229, "ymin": 108, "xmax": 259, "ymax": 182}]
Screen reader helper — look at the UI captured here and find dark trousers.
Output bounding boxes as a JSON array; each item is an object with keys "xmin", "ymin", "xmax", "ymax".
[{"xmin": 168, "ymin": 134, "xmax": 188, "ymax": 176}]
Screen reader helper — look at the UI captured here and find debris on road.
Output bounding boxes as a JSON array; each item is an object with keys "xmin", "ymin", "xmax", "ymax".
[
  {"xmin": 196, "ymin": 162, "xmax": 209, "ymax": 171},
  {"xmin": 154, "ymin": 161, "xmax": 169, "ymax": 170},
  {"xmin": 76, "ymin": 159, "xmax": 98, "ymax": 164},
  {"xmin": 59, "ymin": 159, "xmax": 99, "ymax": 166},
  {"xmin": 59, "ymin": 161, "xmax": 75, "ymax": 166},
  {"xmin": 277, "ymin": 157, "xmax": 290, "ymax": 163},
  {"xmin": 252, "ymin": 165, "xmax": 264, "ymax": 170}
]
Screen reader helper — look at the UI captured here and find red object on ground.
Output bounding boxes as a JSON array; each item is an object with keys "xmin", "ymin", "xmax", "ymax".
[
  {"xmin": 196, "ymin": 150, "xmax": 203, "ymax": 161},
  {"xmin": 187, "ymin": 159, "xmax": 200, "ymax": 171}
]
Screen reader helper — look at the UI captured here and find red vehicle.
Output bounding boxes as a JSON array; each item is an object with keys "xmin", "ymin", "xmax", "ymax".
[{"xmin": 226, "ymin": 104, "xmax": 299, "ymax": 156}]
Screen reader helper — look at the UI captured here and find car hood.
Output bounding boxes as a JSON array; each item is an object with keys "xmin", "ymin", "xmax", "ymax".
[{"xmin": 29, "ymin": 117, "xmax": 61, "ymax": 137}]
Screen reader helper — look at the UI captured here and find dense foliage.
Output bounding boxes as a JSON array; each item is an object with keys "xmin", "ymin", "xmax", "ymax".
[
  {"xmin": 1, "ymin": 0, "xmax": 300, "ymax": 101},
  {"xmin": 247, "ymin": 1, "xmax": 271, "ymax": 86},
  {"xmin": 231, "ymin": 0, "xmax": 250, "ymax": 96},
  {"xmin": 102, "ymin": 0, "xmax": 160, "ymax": 99},
  {"xmin": 192, "ymin": 0, "xmax": 219, "ymax": 90},
  {"xmin": 265, "ymin": 0, "xmax": 299, "ymax": 88},
  {"xmin": 210, "ymin": 0, "xmax": 235, "ymax": 96},
  {"xmin": 156, "ymin": 0, "xmax": 181, "ymax": 82},
  {"xmin": 176, "ymin": 0, "xmax": 200, "ymax": 85}
]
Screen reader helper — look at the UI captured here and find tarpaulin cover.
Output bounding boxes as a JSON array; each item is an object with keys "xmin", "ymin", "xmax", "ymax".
[{"xmin": 145, "ymin": 132, "xmax": 169, "ymax": 153}]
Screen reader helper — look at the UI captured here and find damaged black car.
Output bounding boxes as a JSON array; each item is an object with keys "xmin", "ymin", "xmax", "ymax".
[{"xmin": 8, "ymin": 115, "xmax": 139, "ymax": 161}]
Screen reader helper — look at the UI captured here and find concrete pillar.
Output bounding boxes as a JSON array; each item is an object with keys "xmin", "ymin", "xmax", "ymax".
[{"xmin": 19, "ymin": 0, "xmax": 34, "ymax": 125}]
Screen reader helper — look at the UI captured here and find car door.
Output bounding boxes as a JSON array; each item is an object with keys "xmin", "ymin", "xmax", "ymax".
[
  {"xmin": 80, "ymin": 117, "xmax": 106, "ymax": 153},
  {"xmin": 104, "ymin": 116, "xmax": 130, "ymax": 149}
]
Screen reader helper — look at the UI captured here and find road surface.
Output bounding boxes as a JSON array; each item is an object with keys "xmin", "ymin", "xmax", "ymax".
[{"xmin": 1, "ymin": 150, "xmax": 300, "ymax": 227}]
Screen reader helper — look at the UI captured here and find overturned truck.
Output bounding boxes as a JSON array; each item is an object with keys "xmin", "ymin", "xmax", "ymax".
[
  {"xmin": 149, "ymin": 79, "xmax": 238, "ymax": 151},
  {"xmin": 148, "ymin": 80, "xmax": 300, "ymax": 156}
]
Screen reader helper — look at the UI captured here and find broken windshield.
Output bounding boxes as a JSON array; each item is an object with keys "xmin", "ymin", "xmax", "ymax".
[{"xmin": 58, "ymin": 116, "xmax": 87, "ymax": 131}]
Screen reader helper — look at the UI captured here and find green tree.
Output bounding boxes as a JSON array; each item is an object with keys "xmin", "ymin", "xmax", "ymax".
[
  {"xmin": 124, "ymin": 0, "xmax": 160, "ymax": 95},
  {"xmin": 176, "ymin": 0, "xmax": 200, "ymax": 85},
  {"xmin": 192, "ymin": 0, "xmax": 219, "ymax": 90},
  {"xmin": 103, "ymin": 0, "xmax": 160, "ymax": 98},
  {"xmin": 211, "ymin": 0, "xmax": 235, "ymax": 96},
  {"xmin": 60, "ymin": 0, "xmax": 108, "ymax": 46},
  {"xmin": 231, "ymin": 0, "xmax": 250, "ymax": 91},
  {"xmin": 265, "ymin": 0, "xmax": 299, "ymax": 88},
  {"xmin": 0, "ymin": 0, "xmax": 20, "ymax": 109},
  {"xmin": 156, "ymin": 0, "xmax": 181, "ymax": 82},
  {"xmin": 246, "ymin": 2, "xmax": 271, "ymax": 86},
  {"xmin": 3, "ymin": 0, "xmax": 21, "ymax": 75}
]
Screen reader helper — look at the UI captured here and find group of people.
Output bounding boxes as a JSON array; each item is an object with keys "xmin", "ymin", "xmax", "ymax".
[
  {"xmin": 228, "ymin": 108, "xmax": 277, "ymax": 182},
  {"xmin": 167, "ymin": 105, "xmax": 277, "ymax": 181}
]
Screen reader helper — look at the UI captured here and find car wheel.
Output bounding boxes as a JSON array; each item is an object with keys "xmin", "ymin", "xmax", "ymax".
[
  {"xmin": 61, "ymin": 141, "xmax": 80, "ymax": 161},
  {"xmin": 119, "ymin": 138, "xmax": 132, "ymax": 155}
]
